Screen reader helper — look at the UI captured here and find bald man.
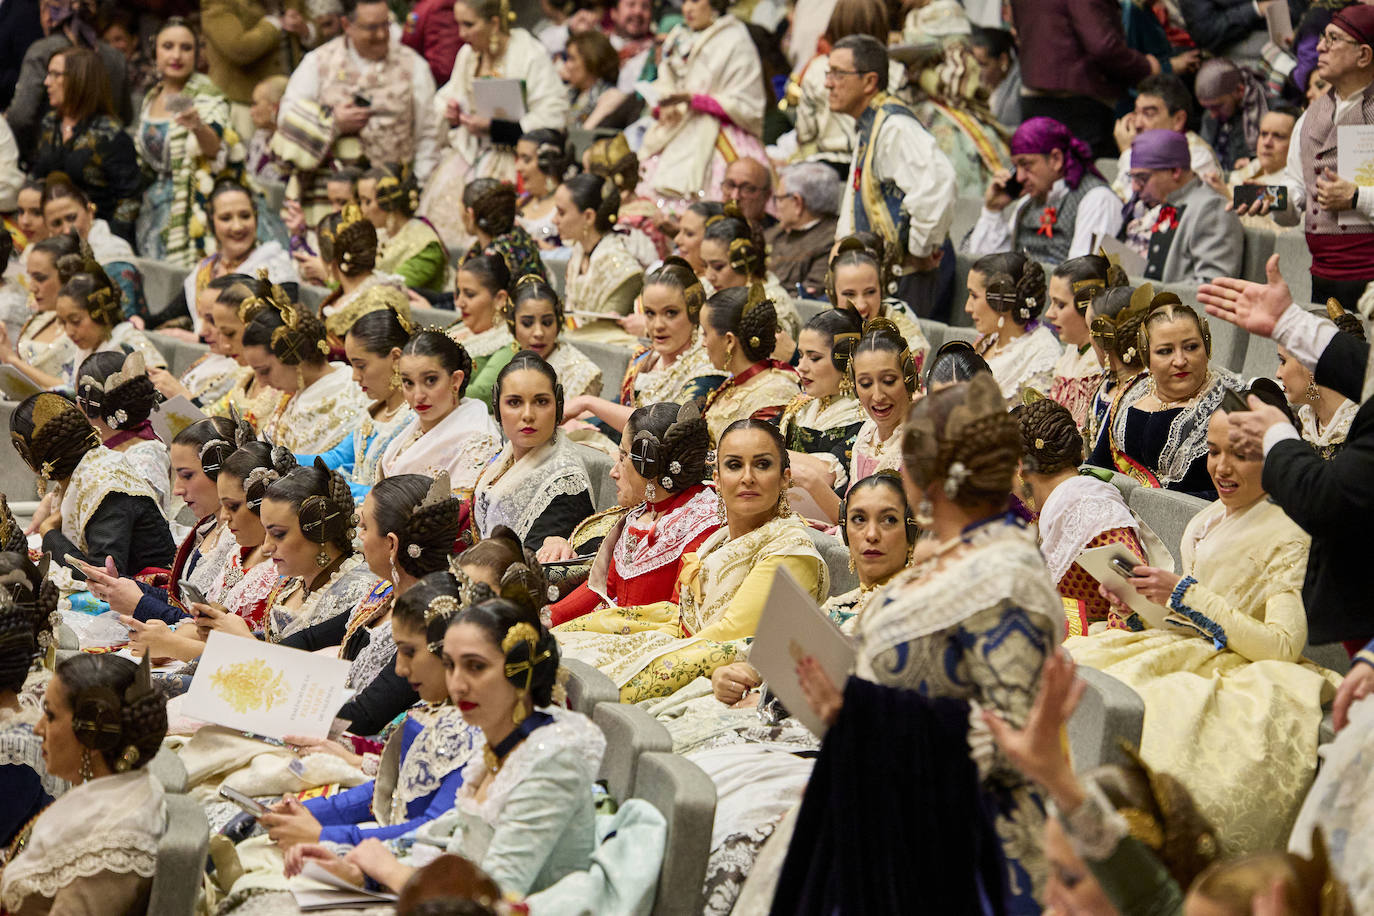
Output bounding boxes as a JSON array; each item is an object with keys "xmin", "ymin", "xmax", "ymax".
[{"xmin": 721, "ymin": 157, "xmax": 776, "ymax": 228}]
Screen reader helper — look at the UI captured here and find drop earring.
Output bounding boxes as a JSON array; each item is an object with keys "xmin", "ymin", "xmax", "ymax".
[
  {"xmin": 512, "ymin": 688, "xmax": 528, "ymax": 726},
  {"xmin": 915, "ymin": 495, "xmax": 934, "ymax": 528},
  {"xmin": 80, "ymin": 749, "xmax": 93, "ymax": 783},
  {"xmin": 390, "ymin": 363, "xmax": 402, "ymax": 391},
  {"xmin": 1305, "ymin": 376, "xmax": 1320, "ymax": 402},
  {"xmin": 316, "ymin": 546, "xmax": 330, "ymax": 568},
  {"xmin": 645, "ymin": 481, "xmax": 656, "ymax": 502}
]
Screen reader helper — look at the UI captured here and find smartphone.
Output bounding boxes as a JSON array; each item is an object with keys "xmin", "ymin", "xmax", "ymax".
[
  {"xmin": 1001, "ymin": 174, "xmax": 1022, "ymax": 199},
  {"xmin": 1220, "ymin": 388, "xmax": 1249, "ymax": 414},
  {"xmin": 1109, "ymin": 555, "xmax": 1138, "ymax": 579},
  {"xmin": 1231, "ymin": 184, "xmax": 1288, "ymax": 211},
  {"xmin": 353, "ymin": 92, "xmax": 372, "ymax": 108},
  {"xmin": 219, "ymin": 785, "xmax": 270, "ymax": 818},
  {"xmin": 179, "ymin": 581, "xmax": 208, "ymax": 607}
]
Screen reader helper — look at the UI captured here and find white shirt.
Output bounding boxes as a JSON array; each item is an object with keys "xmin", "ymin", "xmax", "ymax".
[
  {"xmin": 1272, "ymin": 97, "xmax": 1374, "ymax": 227},
  {"xmin": 965, "ymin": 178, "xmax": 1124, "ymax": 260},
  {"xmin": 1262, "ymin": 304, "xmax": 1344, "ymax": 455},
  {"xmin": 0, "ymin": 118, "xmax": 21, "ymax": 213},
  {"xmin": 836, "ymin": 109, "xmax": 956, "ymax": 258},
  {"xmin": 280, "ymin": 37, "xmax": 441, "ymax": 180}
]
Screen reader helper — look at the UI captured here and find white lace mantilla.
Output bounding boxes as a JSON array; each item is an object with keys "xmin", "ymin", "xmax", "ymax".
[
  {"xmin": 60, "ymin": 447, "xmax": 162, "ymax": 551},
  {"xmin": 979, "ymin": 324, "xmax": 1062, "ymax": 403},
  {"xmin": 1108, "ymin": 369, "xmax": 1243, "ymax": 487},
  {"xmin": 546, "ymin": 342, "xmax": 603, "ymax": 400},
  {"xmin": 0, "ymin": 711, "xmax": 69, "ymax": 799},
  {"xmin": 0, "ymin": 769, "xmax": 164, "ymax": 912},
  {"xmin": 383, "ymin": 705, "xmax": 481, "ymax": 825},
  {"xmin": 451, "ymin": 323, "xmax": 514, "ymax": 359},
  {"xmin": 188, "ymin": 521, "xmax": 238, "ymax": 600},
  {"xmin": 1037, "ymin": 475, "xmax": 1139, "ymax": 585},
  {"xmin": 612, "ymin": 486, "xmax": 722, "ymax": 581},
  {"xmin": 1298, "ymin": 398, "xmax": 1357, "ymax": 449},
  {"xmin": 268, "ymin": 555, "xmax": 380, "ymax": 642},
  {"xmin": 347, "ymin": 618, "xmax": 396, "ymax": 691},
  {"xmin": 473, "ymin": 432, "xmax": 592, "ymax": 541},
  {"xmin": 628, "ymin": 338, "xmax": 725, "ymax": 407}
]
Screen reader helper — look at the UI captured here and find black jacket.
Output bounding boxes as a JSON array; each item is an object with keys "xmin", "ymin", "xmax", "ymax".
[{"xmin": 1263, "ymin": 331, "xmax": 1374, "ymax": 645}]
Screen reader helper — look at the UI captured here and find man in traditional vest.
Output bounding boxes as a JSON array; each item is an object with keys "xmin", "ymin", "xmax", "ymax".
[
  {"xmin": 966, "ymin": 117, "xmax": 1122, "ymax": 265},
  {"xmin": 1247, "ymin": 5, "xmax": 1374, "ymax": 310},
  {"xmin": 280, "ymin": 0, "xmax": 441, "ymax": 222},
  {"xmin": 830, "ymin": 34, "xmax": 957, "ymax": 319}
]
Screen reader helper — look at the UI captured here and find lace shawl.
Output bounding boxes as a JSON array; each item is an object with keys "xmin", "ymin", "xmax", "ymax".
[
  {"xmin": 261, "ymin": 364, "xmax": 370, "ymax": 454},
  {"xmin": 0, "ymin": 711, "xmax": 68, "ymax": 800},
  {"xmin": 564, "ymin": 234, "xmax": 642, "ymax": 316},
  {"xmin": 347, "ymin": 618, "xmax": 396, "ymax": 691},
  {"xmin": 0, "ymin": 770, "xmax": 164, "ymax": 912},
  {"xmin": 188, "ymin": 522, "xmax": 239, "ymax": 601},
  {"xmin": 978, "ymin": 323, "xmax": 1062, "ymax": 403},
  {"xmin": 1037, "ymin": 475, "xmax": 1140, "ymax": 585},
  {"xmin": 179, "ymin": 352, "xmax": 240, "ymax": 402},
  {"xmin": 267, "ymin": 555, "xmax": 380, "ymax": 642},
  {"xmin": 60, "ymin": 447, "xmax": 162, "ymax": 552},
  {"xmin": 452, "ymin": 323, "xmax": 514, "ymax": 359},
  {"xmin": 473, "ymin": 432, "xmax": 592, "ymax": 542},
  {"xmin": 1108, "ymin": 370, "xmax": 1243, "ymax": 487},
  {"xmin": 611, "ymin": 486, "xmax": 722, "ymax": 582},
  {"xmin": 380, "ymin": 397, "xmax": 502, "ymax": 495},
  {"xmin": 376, "ymin": 705, "xmax": 481, "ymax": 826},
  {"xmin": 1298, "ymin": 398, "xmax": 1357, "ymax": 450},
  {"xmin": 17, "ymin": 311, "xmax": 77, "ymax": 378},
  {"xmin": 546, "ymin": 342, "xmax": 603, "ymax": 400},
  {"xmin": 625, "ymin": 339, "xmax": 725, "ymax": 407},
  {"xmin": 214, "ymin": 555, "xmax": 279, "ymax": 627}
]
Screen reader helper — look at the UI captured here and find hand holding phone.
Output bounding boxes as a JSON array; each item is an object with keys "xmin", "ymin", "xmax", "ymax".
[
  {"xmin": 178, "ymin": 581, "xmax": 208, "ymax": 607},
  {"xmin": 219, "ymin": 784, "xmax": 270, "ymax": 817},
  {"xmin": 1109, "ymin": 555, "xmax": 1139, "ymax": 580}
]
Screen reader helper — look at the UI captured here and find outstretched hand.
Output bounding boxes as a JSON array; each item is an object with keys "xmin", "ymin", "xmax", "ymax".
[{"xmin": 1197, "ymin": 254, "xmax": 1292, "ymax": 339}]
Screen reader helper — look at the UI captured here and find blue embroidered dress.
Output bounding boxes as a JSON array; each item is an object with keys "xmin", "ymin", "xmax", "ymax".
[{"xmin": 295, "ymin": 403, "xmax": 415, "ymax": 500}]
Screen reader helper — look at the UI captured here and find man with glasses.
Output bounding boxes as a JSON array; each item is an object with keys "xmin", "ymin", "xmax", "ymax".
[
  {"xmin": 828, "ymin": 35, "xmax": 956, "ymax": 318},
  {"xmin": 1127, "ymin": 129, "xmax": 1241, "ymax": 284},
  {"xmin": 1241, "ymin": 5, "xmax": 1374, "ymax": 311},
  {"xmin": 721, "ymin": 158, "xmax": 775, "ymax": 229},
  {"xmin": 280, "ymin": 0, "xmax": 440, "ymax": 221},
  {"xmin": 765, "ymin": 161, "xmax": 841, "ymax": 298}
]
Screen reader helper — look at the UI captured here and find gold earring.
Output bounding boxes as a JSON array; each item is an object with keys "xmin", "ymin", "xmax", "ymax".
[
  {"xmin": 777, "ymin": 481, "xmax": 793, "ymax": 517},
  {"xmin": 296, "ymin": 366, "xmax": 306, "ymax": 390},
  {"xmin": 315, "ymin": 547, "xmax": 330, "ymax": 568},
  {"xmin": 512, "ymin": 688, "xmax": 528, "ymax": 726},
  {"xmin": 390, "ymin": 363, "xmax": 402, "ymax": 390}
]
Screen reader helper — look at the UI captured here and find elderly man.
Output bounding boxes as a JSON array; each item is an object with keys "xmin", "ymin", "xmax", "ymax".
[
  {"xmin": 1242, "ymin": 5, "xmax": 1374, "ymax": 311},
  {"xmin": 967, "ymin": 117, "xmax": 1121, "ymax": 264},
  {"xmin": 765, "ymin": 161, "xmax": 841, "ymax": 298},
  {"xmin": 1127, "ymin": 129, "xmax": 1242, "ymax": 284},
  {"xmin": 1196, "ymin": 58, "xmax": 1269, "ymax": 171},
  {"xmin": 722, "ymin": 157, "xmax": 775, "ymax": 229},
  {"xmin": 280, "ymin": 0, "xmax": 440, "ymax": 221},
  {"xmin": 829, "ymin": 35, "xmax": 956, "ymax": 317}
]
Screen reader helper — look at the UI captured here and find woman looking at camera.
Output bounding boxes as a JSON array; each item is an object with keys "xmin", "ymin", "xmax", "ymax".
[
  {"xmin": 506, "ymin": 275, "xmax": 601, "ymax": 399},
  {"xmin": 548, "ymin": 402, "xmax": 722, "ymax": 624},
  {"xmin": 827, "ymin": 234, "xmax": 929, "ymax": 365},
  {"xmin": 447, "ymin": 253, "xmax": 516, "ymax": 409},
  {"xmin": 556, "ymin": 419, "xmax": 827, "ymax": 702},
  {"xmin": 847, "ymin": 319, "xmax": 920, "ymax": 484},
  {"xmin": 474, "ymin": 351, "xmax": 594, "ymax": 554},
  {"xmin": 563, "ymin": 258, "xmax": 726, "ymax": 440},
  {"xmin": 698, "ymin": 286, "xmax": 801, "ymax": 445},
  {"xmin": 0, "ymin": 654, "xmax": 167, "ymax": 915}
]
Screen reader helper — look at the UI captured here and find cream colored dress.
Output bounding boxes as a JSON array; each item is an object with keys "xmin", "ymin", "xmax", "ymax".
[{"xmin": 258, "ymin": 363, "xmax": 369, "ymax": 453}]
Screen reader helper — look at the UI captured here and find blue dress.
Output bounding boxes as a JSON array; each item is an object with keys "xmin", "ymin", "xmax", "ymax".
[{"xmin": 0, "ymin": 714, "xmax": 67, "ymax": 848}]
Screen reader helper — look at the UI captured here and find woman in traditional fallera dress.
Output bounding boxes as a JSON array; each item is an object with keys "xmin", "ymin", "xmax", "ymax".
[
  {"xmin": 794, "ymin": 371, "xmax": 1060, "ymax": 913},
  {"xmin": 74, "ymin": 351, "xmax": 173, "ymax": 517},
  {"xmin": 1088, "ymin": 297, "xmax": 1243, "ymax": 499},
  {"xmin": 698, "ymin": 287, "xmax": 802, "ymax": 445},
  {"xmin": 457, "ymin": 179, "xmax": 548, "ymax": 288},
  {"xmin": 1068, "ymin": 401, "xmax": 1341, "ymax": 854},
  {"xmin": 0, "ymin": 237, "xmax": 78, "ymax": 387},
  {"xmin": 547, "ymin": 401, "xmax": 721, "ymax": 625},
  {"xmin": 360, "ymin": 165, "xmax": 449, "ymax": 294},
  {"xmin": 381, "ymin": 332, "xmax": 502, "ymax": 497},
  {"xmin": 828, "ymin": 234, "xmax": 931, "ymax": 369},
  {"xmin": 1045, "ymin": 254, "xmax": 1109, "ymax": 428},
  {"xmin": 781, "ymin": 308, "xmax": 866, "ymax": 525},
  {"xmin": 1274, "ymin": 301, "xmax": 1363, "ymax": 461},
  {"xmin": 506, "ymin": 275, "xmax": 602, "ymax": 400},
  {"xmin": 314, "ymin": 207, "xmax": 406, "ymax": 346},
  {"xmin": 473, "ymin": 352, "xmax": 595, "ymax": 554},
  {"xmin": 555, "ymin": 419, "xmax": 827, "ymax": 703},
  {"xmin": 555, "ymin": 173, "xmax": 644, "ymax": 343},
  {"xmin": 966, "ymin": 251, "xmax": 1061, "ymax": 405},
  {"xmin": 847, "ymin": 318, "xmax": 921, "ymax": 485},
  {"xmin": 200, "ymin": 277, "xmax": 287, "ymax": 429},
  {"xmin": 1083, "ymin": 276, "xmax": 1149, "ymax": 457},
  {"xmin": 699, "ymin": 210, "xmax": 800, "ymax": 359},
  {"xmin": 447, "ymin": 254, "xmax": 517, "ymax": 410}
]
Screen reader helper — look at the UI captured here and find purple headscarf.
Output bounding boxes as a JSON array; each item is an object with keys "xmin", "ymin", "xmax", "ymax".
[{"xmin": 1008, "ymin": 117, "xmax": 1103, "ymax": 190}]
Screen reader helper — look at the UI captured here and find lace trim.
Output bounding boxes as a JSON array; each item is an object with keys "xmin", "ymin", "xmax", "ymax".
[
  {"xmin": 390, "ymin": 707, "xmax": 481, "ymax": 822},
  {"xmin": 473, "ymin": 435, "xmax": 592, "ymax": 542},
  {"xmin": 2, "ymin": 833, "xmax": 159, "ymax": 910},
  {"xmin": 1037, "ymin": 477, "xmax": 1139, "ymax": 585},
  {"xmin": 454, "ymin": 324, "xmax": 513, "ymax": 359},
  {"xmin": 1110, "ymin": 370, "xmax": 1242, "ymax": 487},
  {"xmin": 613, "ymin": 487, "xmax": 721, "ymax": 580},
  {"xmin": 347, "ymin": 619, "xmax": 396, "ymax": 691},
  {"xmin": 1298, "ymin": 398, "xmax": 1357, "ymax": 448},
  {"xmin": 1056, "ymin": 780, "xmax": 1130, "ymax": 863},
  {"xmin": 1165, "ymin": 575, "xmax": 1226, "ymax": 649}
]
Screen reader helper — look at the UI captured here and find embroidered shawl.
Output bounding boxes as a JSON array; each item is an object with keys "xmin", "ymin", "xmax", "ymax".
[
  {"xmin": 473, "ymin": 431, "xmax": 592, "ymax": 542},
  {"xmin": 60, "ymin": 447, "xmax": 162, "ymax": 552},
  {"xmin": 381, "ymin": 397, "xmax": 502, "ymax": 495}
]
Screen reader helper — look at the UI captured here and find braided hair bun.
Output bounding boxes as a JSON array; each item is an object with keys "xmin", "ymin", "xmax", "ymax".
[
  {"xmin": 370, "ymin": 163, "xmax": 422, "ymax": 217},
  {"xmin": 373, "ymin": 472, "xmax": 464, "ymax": 578},
  {"xmin": 241, "ymin": 272, "xmax": 329, "ymax": 366},
  {"xmin": 629, "ymin": 400, "xmax": 711, "ymax": 494},
  {"xmin": 9, "ymin": 392, "xmax": 100, "ymax": 483},
  {"xmin": 0, "ymin": 494, "xmax": 26, "ymax": 554},
  {"xmin": 75, "ymin": 350, "xmax": 159, "ymax": 431},
  {"xmin": 0, "ymin": 591, "xmax": 39, "ymax": 694},
  {"xmin": 232, "ymin": 442, "xmax": 289, "ymax": 511},
  {"xmin": 285, "ymin": 457, "xmax": 358, "ymax": 551},
  {"xmin": 849, "ymin": 317, "xmax": 918, "ymax": 395},
  {"xmin": 319, "ymin": 205, "xmax": 378, "ymax": 277},
  {"xmin": 58, "ymin": 653, "xmax": 167, "ymax": 773},
  {"xmin": 463, "ymin": 179, "xmax": 517, "ymax": 236},
  {"xmin": 0, "ymin": 551, "xmax": 59, "ymax": 654},
  {"xmin": 704, "ymin": 206, "xmax": 765, "ymax": 279},
  {"xmin": 1016, "ymin": 395, "xmax": 1083, "ymax": 476},
  {"xmin": 902, "ymin": 372, "xmax": 1019, "ymax": 508},
  {"xmin": 704, "ymin": 285, "xmax": 778, "ymax": 364},
  {"xmin": 973, "ymin": 251, "xmax": 1047, "ymax": 325}
]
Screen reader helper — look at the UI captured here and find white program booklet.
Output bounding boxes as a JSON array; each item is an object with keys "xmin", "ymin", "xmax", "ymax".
[
  {"xmin": 472, "ymin": 78, "xmax": 526, "ymax": 122},
  {"xmin": 1265, "ymin": 0, "xmax": 1293, "ymax": 46},
  {"xmin": 1075, "ymin": 545, "xmax": 1170, "ymax": 629},
  {"xmin": 1337, "ymin": 124, "xmax": 1374, "ymax": 227},
  {"xmin": 149, "ymin": 395, "xmax": 207, "ymax": 445},
  {"xmin": 183, "ymin": 632, "xmax": 352, "ymax": 740},
  {"xmin": 291, "ymin": 862, "xmax": 397, "ymax": 910},
  {"xmin": 750, "ymin": 566, "xmax": 855, "ymax": 736}
]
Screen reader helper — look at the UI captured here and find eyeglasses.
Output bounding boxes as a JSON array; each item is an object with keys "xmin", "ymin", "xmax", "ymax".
[
  {"xmin": 823, "ymin": 66, "xmax": 862, "ymax": 84},
  {"xmin": 351, "ymin": 20, "xmax": 390, "ymax": 34},
  {"xmin": 1127, "ymin": 170, "xmax": 1157, "ymax": 187},
  {"xmin": 772, "ymin": 190, "xmax": 797, "ymax": 203},
  {"xmin": 1318, "ymin": 30, "xmax": 1362, "ymax": 50},
  {"xmin": 721, "ymin": 179, "xmax": 764, "ymax": 196}
]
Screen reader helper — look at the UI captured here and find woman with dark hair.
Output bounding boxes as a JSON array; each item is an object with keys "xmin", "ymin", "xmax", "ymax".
[
  {"xmin": 557, "ymin": 418, "xmax": 827, "ymax": 702},
  {"xmin": 637, "ymin": 0, "xmax": 765, "ymax": 210},
  {"xmin": 548, "ymin": 401, "xmax": 722, "ymax": 623},
  {"xmin": 474, "ymin": 351, "xmax": 594, "ymax": 552},
  {"xmin": 74, "ymin": 349, "xmax": 170, "ymax": 514},
  {"xmin": 827, "ymin": 233, "xmax": 929, "ymax": 363},
  {"xmin": 1084, "ymin": 272, "xmax": 1149, "ymax": 453},
  {"xmin": 183, "ymin": 180, "xmax": 298, "ymax": 339},
  {"xmin": 381, "ymin": 330, "xmax": 502, "ymax": 495},
  {"xmin": 924, "ymin": 339, "xmax": 991, "ymax": 392},
  {"xmin": 423, "ymin": 0, "xmax": 569, "ymax": 248},
  {"xmin": 200, "ymin": 274, "xmax": 287, "ymax": 428},
  {"xmin": 846, "ymin": 318, "xmax": 919, "ymax": 483},
  {"xmin": 791, "ymin": 371, "xmax": 1059, "ymax": 914},
  {"xmin": 563, "ymin": 258, "xmax": 726, "ymax": 439},
  {"xmin": 698, "ymin": 286, "xmax": 801, "ymax": 444},
  {"xmin": 1274, "ymin": 301, "xmax": 1363, "ymax": 461},
  {"xmin": 506, "ymin": 274, "xmax": 601, "ymax": 398},
  {"xmin": 302, "ymin": 290, "xmax": 415, "ymax": 500},
  {"xmin": 315, "ymin": 205, "xmax": 406, "ymax": 340},
  {"xmin": 73, "ymin": 415, "xmax": 246, "ymax": 628},
  {"xmin": 1045, "ymin": 253, "xmax": 1109, "ymax": 427},
  {"xmin": 514, "ymin": 128, "xmax": 569, "ymax": 249},
  {"xmin": 49, "ymin": 250, "xmax": 167, "ymax": 389},
  {"xmin": 699, "ymin": 207, "xmax": 800, "ymax": 356},
  {"xmin": 448, "ymin": 253, "xmax": 516, "ymax": 408},
  {"xmin": 1087, "ymin": 295, "xmax": 1243, "ymax": 497},
  {"xmin": 135, "ymin": 18, "xmax": 237, "ymax": 267},
  {"xmin": 674, "ymin": 199, "xmax": 722, "ymax": 275},
  {"xmin": 780, "ymin": 308, "xmax": 866, "ymax": 524},
  {"xmin": 586, "ymin": 132, "xmax": 669, "ymax": 264},
  {"xmin": 561, "ymin": 30, "xmax": 628, "ymax": 130},
  {"xmin": 457, "ymin": 178, "xmax": 547, "ymax": 285},
  {"xmin": 29, "ymin": 46, "xmax": 140, "ymax": 244},
  {"xmin": 149, "ymin": 272, "xmax": 251, "ymax": 407},
  {"xmin": 239, "ymin": 277, "xmax": 368, "ymax": 453},
  {"xmin": 36, "ymin": 177, "xmax": 150, "ymax": 324},
  {"xmin": 555, "ymin": 172, "xmax": 643, "ymax": 335},
  {"xmin": 0, "ymin": 654, "xmax": 168, "ymax": 914},
  {"xmin": 10, "ymin": 391, "xmax": 174, "ymax": 575},
  {"xmin": 0, "ymin": 233, "xmax": 78, "ymax": 384},
  {"xmin": 288, "ymin": 587, "xmax": 609, "ymax": 901},
  {"xmin": 965, "ymin": 250, "xmax": 1061, "ymax": 404},
  {"xmin": 359, "ymin": 164, "xmax": 449, "ymax": 293}
]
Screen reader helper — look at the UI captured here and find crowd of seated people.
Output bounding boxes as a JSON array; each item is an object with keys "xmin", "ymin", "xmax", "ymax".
[{"xmin": 4, "ymin": 0, "xmax": 1374, "ymax": 913}]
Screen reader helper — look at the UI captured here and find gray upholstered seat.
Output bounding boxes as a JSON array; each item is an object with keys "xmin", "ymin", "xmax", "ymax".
[
  {"xmin": 807, "ymin": 528, "xmax": 856, "ymax": 597},
  {"xmin": 146, "ymin": 793, "xmax": 209, "ymax": 916},
  {"xmin": 1126, "ymin": 488, "xmax": 1208, "ymax": 566},
  {"xmin": 571, "ymin": 339, "xmax": 632, "ymax": 400},
  {"xmin": 795, "ymin": 298, "xmax": 828, "ymax": 326},
  {"xmin": 1240, "ymin": 332, "xmax": 1278, "ymax": 382},
  {"xmin": 1240, "ymin": 225, "xmax": 1276, "ymax": 283},
  {"xmin": 563, "ymin": 658, "xmax": 619, "ymax": 716},
  {"xmin": 128, "ymin": 257, "xmax": 189, "ymax": 314},
  {"xmin": 0, "ymin": 400, "xmax": 33, "ymax": 501},
  {"xmin": 574, "ymin": 442, "xmax": 616, "ymax": 512},
  {"xmin": 145, "ymin": 332, "xmax": 211, "ymax": 378},
  {"xmin": 149, "ymin": 746, "xmax": 189, "ymax": 794},
  {"xmin": 297, "ymin": 282, "xmax": 331, "ymax": 314},
  {"xmin": 1065, "ymin": 666, "xmax": 1146, "ymax": 771},
  {"xmin": 593, "ymin": 702, "xmax": 672, "ymax": 802},
  {"xmin": 632, "ymin": 752, "xmax": 717, "ymax": 916},
  {"xmin": 1274, "ymin": 231, "xmax": 1313, "ymax": 306}
]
